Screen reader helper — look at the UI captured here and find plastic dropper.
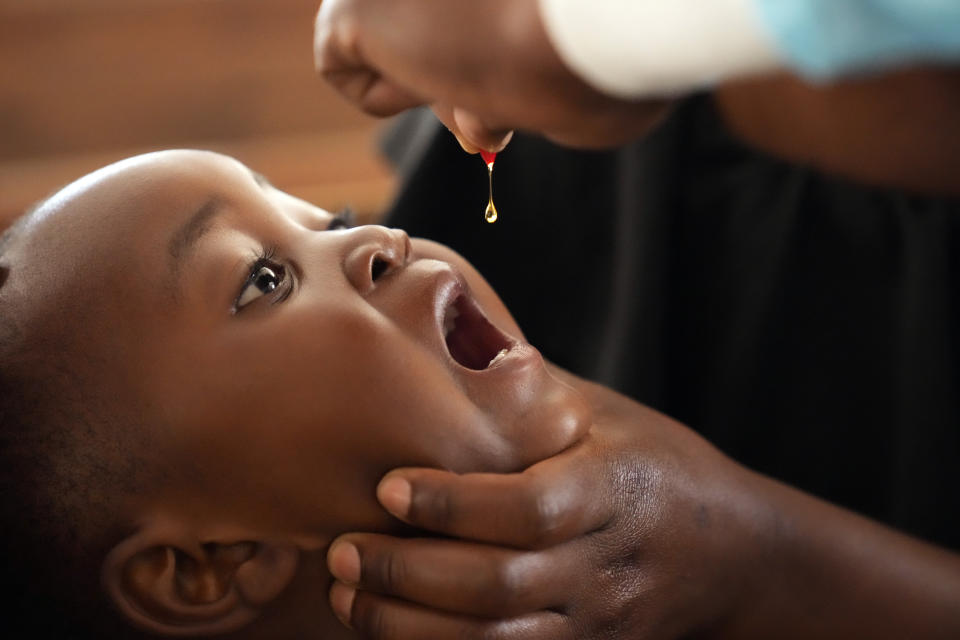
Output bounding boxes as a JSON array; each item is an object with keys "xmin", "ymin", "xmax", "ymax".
[{"xmin": 480, "ymin": 150, "xmax": 498, "ymax": 223}]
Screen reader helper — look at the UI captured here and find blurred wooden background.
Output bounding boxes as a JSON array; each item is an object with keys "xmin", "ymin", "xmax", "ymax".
[{"xmin": 0, "ymin": 0, "xmax": 396, "ymax": 229}]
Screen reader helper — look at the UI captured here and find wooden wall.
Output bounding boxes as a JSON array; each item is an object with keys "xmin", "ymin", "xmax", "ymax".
[{"xmin": 0, "ymin": 0, "xmax": 396, "ymax": 228}]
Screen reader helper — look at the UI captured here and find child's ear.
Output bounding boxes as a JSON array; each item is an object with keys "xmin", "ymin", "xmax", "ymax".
[{"xmin": 102, "ymin": 524, "xmax": 299, "ymax": 636}]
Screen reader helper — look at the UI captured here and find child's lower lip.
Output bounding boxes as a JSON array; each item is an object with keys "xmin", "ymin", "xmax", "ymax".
[{"xmin": 479, "ymin": 342, "xmax": 539, "ymax": 372}]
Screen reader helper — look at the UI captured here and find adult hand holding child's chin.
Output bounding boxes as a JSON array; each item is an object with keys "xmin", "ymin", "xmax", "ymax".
[
  {"xmin": 313, "ymin": 0, "xmax": 671, "ymax": 151},
  {"xmin": 329, "ymin": 368, "xmax": 960, "ymax": 639},
  {"xmin": 326, "ymin": 373, "xmax": 765, "ymax": 639}
]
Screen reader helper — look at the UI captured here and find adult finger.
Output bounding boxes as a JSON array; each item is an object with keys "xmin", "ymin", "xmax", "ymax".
[
  {"xmin": 314, "ymin": 3, "xmax": 424, "ymax": 116},
  {"xmin": 328, "ymin": 534, "xmax": 569, "ymax": 617},
  {"xmin": 431, "ymin": 103, "xmax": 479, "ymax": 153},
  {"xmin": 376, "ymin": 437, "xmax": 612, "ymax": 549},
  {"xmin": 330, "ymin": 582, "xmax": 574, "ymax": 640},
  {"xmin": 323, "ymin": 69, "xmax": 426, "ymax": 116},
  {"xmin": 432, "ymin": 104, "xmax": 513, "ymax": 154},
  {"xmin": 452, "ymin": 107, "xmax": 513, "ymax": 152}
]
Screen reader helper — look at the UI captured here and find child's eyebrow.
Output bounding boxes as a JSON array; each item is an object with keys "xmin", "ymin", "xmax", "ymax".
[
  {"xmin": 165, "ymin": 168, "xmax": 268, "ymax": 291},
  {"xmin": 167, "ymin": 197, "xmax": 224, "ymax": 290}
]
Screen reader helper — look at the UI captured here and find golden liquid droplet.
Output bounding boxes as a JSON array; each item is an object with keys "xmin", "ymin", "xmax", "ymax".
[
  {"xmin": 485, "ymin": 200, "xmax": 498, "ymax": 223},
  {"xmin": 484, "ymin": 162, "xmax": 498, "ymax": 223}
]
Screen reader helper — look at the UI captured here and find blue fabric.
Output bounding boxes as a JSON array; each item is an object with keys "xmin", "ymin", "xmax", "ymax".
[{"xmin": 754, "ymin": 0, "xmax": 960, "ymax": 79}]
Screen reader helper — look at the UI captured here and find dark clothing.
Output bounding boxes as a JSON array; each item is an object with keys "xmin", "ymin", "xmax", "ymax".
[{"xmin": 383, "ymin": 97, "xmax": 960, "ymax": 549}]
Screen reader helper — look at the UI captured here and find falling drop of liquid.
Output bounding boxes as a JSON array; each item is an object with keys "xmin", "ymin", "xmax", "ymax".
[
  {"xmin": 480, "ymin": 151, "xmax": 498, "ymax": 224},
  {"xmin": 485, "ymin": 200, "xmax": 498, "ymax": 223}
]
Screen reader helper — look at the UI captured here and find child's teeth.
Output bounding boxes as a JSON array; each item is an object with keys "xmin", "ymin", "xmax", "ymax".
[
  {"xmin": 443, "ymin": 306, "xmax": 459, "ymax": 337},
  {"xmin": 487, "ymin": 347, "xmax": 510, "ymax": 368}
]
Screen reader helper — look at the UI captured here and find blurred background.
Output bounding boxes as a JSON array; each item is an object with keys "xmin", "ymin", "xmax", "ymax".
[{"xmin": 0, "ymin": 0, "xmax": 397, "ymax": 229}]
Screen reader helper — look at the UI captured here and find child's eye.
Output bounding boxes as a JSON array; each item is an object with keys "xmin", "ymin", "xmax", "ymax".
[
  {"xmin": 234, "ymin": 259, "xmax": 287, "ymax": 311},
  {"xmin": 230, "ymin": 211, "xmax": 349, "ymax": 314}
]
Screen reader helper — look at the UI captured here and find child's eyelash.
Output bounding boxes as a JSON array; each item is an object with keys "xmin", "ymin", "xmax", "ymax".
[
  {"xmin": 251, "ymin": 245, "xmax": 279, "ymax": 268},
  {"xmin": 236, "ymin": 209, "xmax": 353, "ymax": 310},
  {"xmin": 241, "ymin": 246, "xmax": 282, "ymax": 291},
  {"xmin": 245, "ymin": 205, "xmax": 349, "ymax": 281},
  {"xmin": 232, "ymin": 245, "xmax": 288, "ymax": 314},
  {"xmin": 329, "ymin": 207, "xmax": 355, "ymax": 230}
]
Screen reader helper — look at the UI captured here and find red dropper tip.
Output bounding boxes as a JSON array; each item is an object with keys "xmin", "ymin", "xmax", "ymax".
[{"xmin": 480, "ymin": 150, "xmax": 497, "ymax": 166}]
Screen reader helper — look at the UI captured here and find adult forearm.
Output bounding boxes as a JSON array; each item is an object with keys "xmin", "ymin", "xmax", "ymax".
[{"xmin": 726, "ymin": 472, "xmax": 960, "ymax": 638}]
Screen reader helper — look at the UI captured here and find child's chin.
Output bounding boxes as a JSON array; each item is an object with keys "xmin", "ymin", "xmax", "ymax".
[{"xmin": 498, "ymin": 373, "xmax": 594, "ymax": 472}]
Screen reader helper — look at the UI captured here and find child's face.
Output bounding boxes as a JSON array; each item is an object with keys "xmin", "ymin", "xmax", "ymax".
[{"xmin": 10, "ymin": 150, "xmax": 589, "ymax": 547}]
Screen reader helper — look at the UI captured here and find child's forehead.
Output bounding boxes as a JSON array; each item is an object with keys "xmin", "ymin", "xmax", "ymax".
[
  {"xmin": 66, "ymin": 150, "xmax": 238, "ymax": 209},
  {"xmin": 8, "ymin": 152, "xmax": 243, "ymax": 303},
  {"xmin": 0, "ymin": 153, "xmax": 252, "ymax": 367},
  {"xmin": 28, "ymin": 151, "xmax": 240, "ymax": 243}
]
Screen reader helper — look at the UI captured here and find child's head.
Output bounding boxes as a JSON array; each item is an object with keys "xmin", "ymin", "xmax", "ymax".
[{"xmin": 0, "ymin": 150, "xmax": 589, "ymax": 638}]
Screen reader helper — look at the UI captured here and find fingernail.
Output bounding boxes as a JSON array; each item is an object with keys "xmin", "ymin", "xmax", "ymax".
[
  {"xmin": 329, "ymin": 582, "xmax": 356, "ymax": 628},
  {"xmin": 377, "ymin": 475, "xmax": 411, "ymax": 518},
  {"xmin": 328, "ymin": 542, "xmax": 361, "ymax": 585}
]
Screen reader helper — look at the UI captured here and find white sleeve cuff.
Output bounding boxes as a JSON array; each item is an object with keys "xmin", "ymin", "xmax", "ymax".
[{"xmin": 537, "ymin": 0, "xmax": 785, "ymax": 99}]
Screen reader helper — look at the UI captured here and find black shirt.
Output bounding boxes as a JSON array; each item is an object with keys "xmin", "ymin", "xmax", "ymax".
[{"xmin": 383, "ymin": 97, "xmax": 960, "ymax": 549}]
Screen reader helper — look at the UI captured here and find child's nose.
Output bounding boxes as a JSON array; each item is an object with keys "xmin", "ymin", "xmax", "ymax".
[{"xmin": 342, "ymin": 226, "xmax": 411, "ymax": 294}]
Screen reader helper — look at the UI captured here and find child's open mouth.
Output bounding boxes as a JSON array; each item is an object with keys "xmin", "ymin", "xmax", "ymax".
[{"xmin": 442, "ymin": 294, "xmax": 515, "ymax": 370}]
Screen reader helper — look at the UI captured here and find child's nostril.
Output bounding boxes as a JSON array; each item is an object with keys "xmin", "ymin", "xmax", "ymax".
[{"xmin": 371, "ymin": 256, "xmax": 389, "ymax": 282}]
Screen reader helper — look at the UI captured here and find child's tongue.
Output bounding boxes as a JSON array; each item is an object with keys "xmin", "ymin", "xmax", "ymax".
[{"xmin": 443, "ymin": 294, "xmax": 511, "ymax": 370}]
